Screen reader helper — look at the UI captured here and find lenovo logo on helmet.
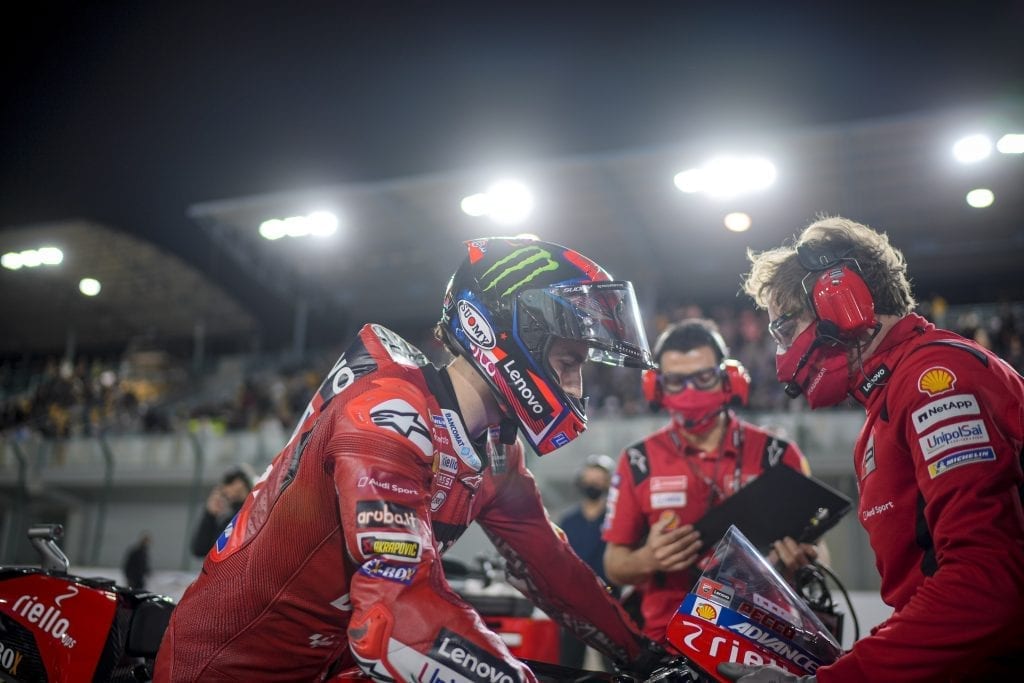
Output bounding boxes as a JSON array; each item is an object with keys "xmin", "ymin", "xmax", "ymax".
[
  {"xmin": 501, "ymin": 358, "xmax": 548, "ymax": 416},
  {"xmin": 457, "ymin": 299, "xmax": 495, "ymax": 349}
]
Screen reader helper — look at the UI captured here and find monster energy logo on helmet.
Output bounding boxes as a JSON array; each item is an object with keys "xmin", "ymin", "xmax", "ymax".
[{"xmin": 480, "ymin": 246, "xmax": 560, "ymax": 297}]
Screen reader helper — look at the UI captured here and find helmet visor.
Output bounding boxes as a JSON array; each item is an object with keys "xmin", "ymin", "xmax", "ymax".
[{"xmin": 518, "ymin": 281, "xmax": 654, "ymax": 369}]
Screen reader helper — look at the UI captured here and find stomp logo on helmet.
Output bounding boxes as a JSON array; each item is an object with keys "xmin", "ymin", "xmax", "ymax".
[{"xmin": 479, "ymin": 246, "xmax": 561, "ymax": 297}]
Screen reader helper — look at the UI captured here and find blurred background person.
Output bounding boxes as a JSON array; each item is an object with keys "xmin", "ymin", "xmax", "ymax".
[
  {"xmin": 123, "ymin": 531, "xmax": 152, "ymax": 590},
  {"xmin": 189, "ymin": 465, "xmax": 253, "ymax": 558}
]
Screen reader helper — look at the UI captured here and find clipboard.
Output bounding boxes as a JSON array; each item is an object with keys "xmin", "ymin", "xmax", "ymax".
[{"xmin": 693, "ymin": 465, "xmax": 852, "ymax": 554}]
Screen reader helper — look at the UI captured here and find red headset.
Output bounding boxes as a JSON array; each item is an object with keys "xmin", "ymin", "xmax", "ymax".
[
  {"xmin": 797, "ymin": 245, "xmax": 878, "ymax": 341},
  {"xmin": 641, "ymin": 328, "xmax": 750, "ymax": 409}
]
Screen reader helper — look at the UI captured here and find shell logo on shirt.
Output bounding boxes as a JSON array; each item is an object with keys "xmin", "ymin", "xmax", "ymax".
[{"xmin": 917, "ymin": 367, "xmax": 956, "ymax": 396}]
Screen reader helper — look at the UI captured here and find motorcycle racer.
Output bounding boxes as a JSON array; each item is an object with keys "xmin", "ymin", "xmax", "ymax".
[{"xmin": 154, "ymin": 237, "xmax": 668, "ymax": 682}]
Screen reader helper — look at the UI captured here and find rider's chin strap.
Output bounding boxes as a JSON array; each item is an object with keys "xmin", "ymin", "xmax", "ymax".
[{"xmin": 499, "ymin": 417, "xmax": 518, "ymax": 445}]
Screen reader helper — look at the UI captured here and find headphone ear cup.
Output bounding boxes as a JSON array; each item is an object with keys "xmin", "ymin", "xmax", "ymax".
[
  {"xmin": 810, "ymin": 265, "xmax": 877, "ymax": 339},
  {"xmin": 641, "ymin": 369, "xmax": 662, "ymax": 408},
  {"xmin": 723, "ymin": 360, "xmax": 750, "ymax": 407}
]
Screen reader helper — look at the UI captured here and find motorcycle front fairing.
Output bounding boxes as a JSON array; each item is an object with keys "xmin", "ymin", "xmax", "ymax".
[{"xmin": 665, "ymin": 526, "xmax": 842, "ymax": 681}]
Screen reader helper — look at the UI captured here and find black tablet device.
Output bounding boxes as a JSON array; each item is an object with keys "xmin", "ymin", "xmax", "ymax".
[{"xmin": 693, "ymin": 465, "xmax": 852, "ymax": 553}]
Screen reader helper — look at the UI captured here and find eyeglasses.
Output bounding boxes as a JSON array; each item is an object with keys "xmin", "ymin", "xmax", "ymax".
[
  {"xmin": 660, "ymin": 366, "xmax": 723, "ymax": 393},
  {"xmin": 768, "ymin": 310, "xmax": 803, "ymax": 349}
]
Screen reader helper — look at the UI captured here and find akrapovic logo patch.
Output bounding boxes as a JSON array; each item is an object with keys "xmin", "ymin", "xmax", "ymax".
[{"xmin": 357, "ymin": 531, "xmax": 422, "ymax": 563}]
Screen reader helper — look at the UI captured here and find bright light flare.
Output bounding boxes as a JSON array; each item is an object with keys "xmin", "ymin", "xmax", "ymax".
[
  {"xmin": 79, "ymin": 278, "xmax": 102, "ymax": 296},
  {"xmin": 460, "ymin": 180, "xmax": 534, "ymax": 225},
  {"xmin": 674, "ymin": 156, "xmax": 777, "ymax": 198},
  {"xmin": 724, "ymin": 212, "xmax": 752, "ymax": 232},
  {"xmin": 997, "ymin": 133, "xmax": 1024, "ymax": 154},
  {"xmin": 1, "ymin": 246, "xmax": 64, "ymax": 270},
  {"xmin": 965, "ymin": 188, "xmax": 994, "ymax": 208},
  {"xmin": 259, "ymin": 212, "xmax": 338, "ymax": 240},
  {"xmin": 952, "ymin": 134, "xmax": 992, "ymax": 164}
]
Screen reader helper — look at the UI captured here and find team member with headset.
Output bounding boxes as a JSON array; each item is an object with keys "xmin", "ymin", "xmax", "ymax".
[
  {"xmin": 720, "ymin": 216, "xmax": 1024, "ymax": 682},
  {"xmin": 602, "ymin": 318, "xmax": 824, "ymax": 643}
]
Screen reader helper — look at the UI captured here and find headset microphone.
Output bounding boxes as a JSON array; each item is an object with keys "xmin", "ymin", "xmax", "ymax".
[{"xmin": 782, "ymin": 336, "xmax": 825, "ymax": 398}]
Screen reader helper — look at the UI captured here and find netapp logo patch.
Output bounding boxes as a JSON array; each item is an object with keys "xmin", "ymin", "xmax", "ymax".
[{"xmin": 912, "ymin": 394, "xmax": 979, "ymax": 433}]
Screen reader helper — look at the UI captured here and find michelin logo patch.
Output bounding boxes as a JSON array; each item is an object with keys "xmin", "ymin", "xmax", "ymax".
[
  {"xmin": 912, "ymin": 394, "xmax": 980, "ymax": 434},
  {"xmin": 927, "ymin": 446, "xmax": 996, "ymax": 478},
  {"xmin": 918, "ymin": 419, "xmax": 989, "ymax": 460}
]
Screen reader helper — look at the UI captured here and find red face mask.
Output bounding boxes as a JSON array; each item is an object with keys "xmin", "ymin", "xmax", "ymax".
[
  {"xmin": 662, "ymin": 387, "xmax": 728, "ymax": 435},
  {"xmin": 775, "ymin": 322, "xmax": 851, "ymax": 408}
]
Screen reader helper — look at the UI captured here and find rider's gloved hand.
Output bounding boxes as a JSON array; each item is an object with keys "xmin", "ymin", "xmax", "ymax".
[
  {"xmin": 614, "ymin": 639, "xmax": 693, "ymax": 682},
  {"xmin": 717, "ymin": 663, "xmax": 816, "ymax": 682}
]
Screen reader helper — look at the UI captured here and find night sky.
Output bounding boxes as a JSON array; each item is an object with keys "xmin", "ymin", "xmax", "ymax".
[{"xmin": 2, "ymin": 1, "xmax": 1022, "ymax": 301}]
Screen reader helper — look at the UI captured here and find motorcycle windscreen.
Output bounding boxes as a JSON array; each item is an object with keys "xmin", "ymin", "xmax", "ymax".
[{"xmin": 665, "ymin": 525, "xmax": 842, "ymax": 680}]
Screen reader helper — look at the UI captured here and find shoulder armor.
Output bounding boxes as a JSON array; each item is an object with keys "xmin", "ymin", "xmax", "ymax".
[{"xmin": 366, "ymin": 324, "xmax": 431, "ymax": 369}]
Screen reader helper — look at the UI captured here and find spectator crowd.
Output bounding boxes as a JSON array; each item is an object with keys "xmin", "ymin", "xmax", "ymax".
[{"xmin": 3, "ymin": 300, "xmax": 1023, "ymax": 439}]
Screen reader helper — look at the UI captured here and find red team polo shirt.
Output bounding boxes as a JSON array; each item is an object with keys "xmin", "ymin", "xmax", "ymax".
[
  {"xmin": 815, "ymin": 314, "xmax": 1024, "ymax": 682},
  {"xmin": 602, "ymin": 415, "xmax": 810, "ymax": 641}
]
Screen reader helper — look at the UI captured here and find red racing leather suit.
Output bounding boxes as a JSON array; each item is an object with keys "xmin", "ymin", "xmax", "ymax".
[
  {"xmin": 154, "ymin": 324, "xmax": 646, "ymax": 682},
  {"xmin": 602, "ymin": 415, "xmax": 810, "ymax": 641},
  {"xmin": 816, "ymin": 314, "xmax": 1024, "ymax": 682}
]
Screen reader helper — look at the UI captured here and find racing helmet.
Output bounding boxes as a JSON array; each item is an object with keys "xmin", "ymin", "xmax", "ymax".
[{"xmin": 440, "ymin": 237, "xmax": 654, "ymax": 455}]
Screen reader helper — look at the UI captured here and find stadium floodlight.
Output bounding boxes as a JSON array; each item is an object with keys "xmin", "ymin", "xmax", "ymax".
[
  {"xmin": 952, "ymin": 134, "xmax": 992, "ymax": 163},
  {"xmin": 724, "ymin": 212, "xmax": 752, "ymax": 232},
  {"xmin": 37, "ymin": 247, "xmax": 64, "ymax": 265},
  {"xmin": 460, "ymin": 179, "xmax": 534, "ymax": 225},
  {"xmin": 965, "ymin": 188, "xmax": 995, "ymax": 208},
  {"xmin": 259, "ymin": 211, "xmax": 339, "ymax": 240},
  {"xmin": 1, "ymin": 246, "xmax": 64, "ymax": 270},
  {"xmin": 997, "ymin": 133, "xmax": 1024, "ymax": 154},
  {"xmin": 674, "ymin": 156, "xmax": 776, "ymax": 199},
  {"xmin": 79, "ymin": 278, "xmax": 102, "ymax": 296}
]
